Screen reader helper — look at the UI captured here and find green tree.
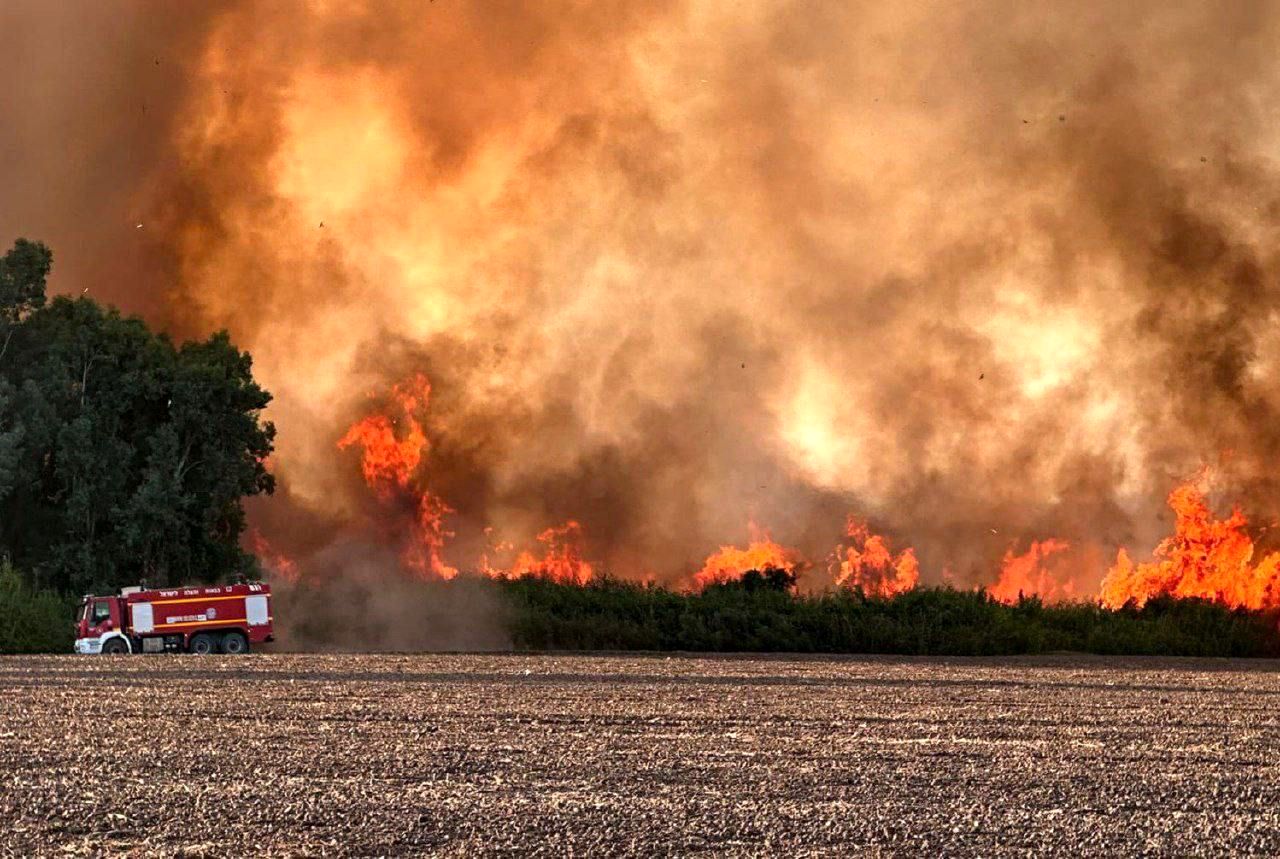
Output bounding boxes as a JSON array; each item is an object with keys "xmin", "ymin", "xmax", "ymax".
[
  {"xmin": 0, "ymin": 238, "xmax": 51, "ymax": 319},
  {"xmin": 0, "ymin": 241, "xmax": 54, "ymax": 502},
  {"xmin": 0, "ymin": 239, "xmax": 274, "ymax": 594}
]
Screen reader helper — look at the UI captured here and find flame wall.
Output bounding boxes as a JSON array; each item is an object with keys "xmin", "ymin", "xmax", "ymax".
[{"xmin": 5, "ymin": 1, "xmax": 1280, "ymax": 588}]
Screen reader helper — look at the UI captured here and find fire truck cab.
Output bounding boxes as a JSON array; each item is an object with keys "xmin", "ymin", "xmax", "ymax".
[{"xmin": 74, "ymin": 582, "xmax": 273, "ymax": 655}]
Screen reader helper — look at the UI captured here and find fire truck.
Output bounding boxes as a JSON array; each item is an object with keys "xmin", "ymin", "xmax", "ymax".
[{"xmin": 74, "ymin": 582, "xmax": 274, "ymax": 655}]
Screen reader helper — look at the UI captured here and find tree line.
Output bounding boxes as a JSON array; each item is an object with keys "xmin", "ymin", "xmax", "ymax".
[{"xmin": 0, "ymin": 239, "xmax": 275, "ymax": 597}]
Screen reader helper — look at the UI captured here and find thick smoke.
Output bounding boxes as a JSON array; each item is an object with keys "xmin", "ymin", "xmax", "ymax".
[{"xmin": 5, "ymin": 1, "xmax": 1280, "ymax": 592}]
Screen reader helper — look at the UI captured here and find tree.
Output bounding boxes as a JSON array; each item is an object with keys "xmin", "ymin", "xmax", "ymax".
[
  {"xmin": 0, "ymin": 238, "xmax": 51, "ymax": 361},
  {"xmin": 0, "ymin": 239, "xmax": 275, "ymax": 594}
]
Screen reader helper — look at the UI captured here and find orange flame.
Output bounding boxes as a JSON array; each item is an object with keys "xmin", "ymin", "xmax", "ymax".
[
  {"xmin": 247, "ymin": 528, "xmax": 299, "ymax": 583},
  {"xmin": 333, "ymin": 383, "xmax": 1280, "ymax": 613},
  {"xmin": 336, "ymin": 374, "xmax": 430, "ymax": 493},
  {"xmin": 482, "ymin": 520, "xmax": 595, "ymax": 586},
  {"xmin": 988, "ymin": 539, "xmax": 1073, "ymax": 604},
  {"xmin": 402, "ymin": 492, "xmax": 459, "ymax": 580},
  {"xmin": 338, "ymin": 374, "xmax": 457, "ymax": 579},
  {"xmin": 1099, "ymin": 481, "xmax": 1280, "ymax": 609},
  {"xmin": 831, "ymin": 516, "xmax": 919, "ymax": 597},
  {"xmin": 692, "ymin": 525, "xmax": 801, "ymax": 590}
]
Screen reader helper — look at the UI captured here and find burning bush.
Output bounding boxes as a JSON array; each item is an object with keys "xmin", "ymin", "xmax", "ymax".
[{"xmin": 1101, "ymin": 482, "xmax": 1280, "ymax": 610}]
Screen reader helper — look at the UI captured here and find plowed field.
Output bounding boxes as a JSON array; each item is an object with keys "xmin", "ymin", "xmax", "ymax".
[{"xmin": 3, "ymin": 654, "xmax": 1280, "ymax": 856}]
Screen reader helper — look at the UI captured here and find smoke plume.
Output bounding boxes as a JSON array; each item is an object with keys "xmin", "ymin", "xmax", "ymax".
[{"xmin": 5, "ymin": 1, "xmax": 1280, "ymax": 593}]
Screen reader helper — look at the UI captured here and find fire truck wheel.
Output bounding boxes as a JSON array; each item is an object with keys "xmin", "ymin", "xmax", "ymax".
[
  {"xmin": 102, "ymin": 638, "xmax": 129, "ymax": 655},
  {"xmin": 188, "ymin": 633, "xmax": 217, "ymax": 655},
  {"xmin": 220, "ymin": 632, "xmax": 249, "ymax": 655}
]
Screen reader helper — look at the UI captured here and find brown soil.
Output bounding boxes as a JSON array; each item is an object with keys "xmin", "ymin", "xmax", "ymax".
[{"xmin": 3, "ymin": 653, "xmax": 1280, "ymax": 856}]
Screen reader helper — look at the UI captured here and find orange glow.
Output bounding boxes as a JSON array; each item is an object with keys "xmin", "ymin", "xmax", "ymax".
[
  {"xmin": 483, "ymin": 520, "xmax": 595, "ymax": 586},
  {"xmin": 1099, "ymin": 481, "xmax": 1280, "ymax": 609},
  {"xmin": 332, "ymin": 384, "xmax": 1280, "ymax": 614},
  {"xmin": 336, "ymin": 375, "xmax": 431, "ymax": 492},
  {"xmin": 339, "ymin": 375, "xmax": 597, "ymax": 583},
  {"xmin": 247, "ymin": 528, "xmax": 299, "ymax": 583},
  {"xmin": 988, "ymin": 539, "xmax": 1072, "ymax": 604},
  {"xmin": 338, "ymin": 374, "xmax": 457, "ymax": 579},
  {"xmin": 402, "ymin": 492, "xmax": 459, "ymax": 580},
  {"xmin": 692, "ymin": 525, "xmax": 801, "ymax": 590},
  {"xmin": 831, "ymin": 516, "xmax": 919, "ymax": 597}
]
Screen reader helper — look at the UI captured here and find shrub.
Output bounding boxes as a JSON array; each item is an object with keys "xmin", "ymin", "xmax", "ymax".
[
  {"xmin": 500, "ymin": 573, "xmax": 1280, "ymax": 657},
  {"xmin": 0, "ymin": 559, "xmax": 74, "ymax": 653}
]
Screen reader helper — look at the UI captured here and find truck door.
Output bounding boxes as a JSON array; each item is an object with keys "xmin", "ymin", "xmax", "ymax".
[
  {"xmin": 75, "ymin": 600, "xmax": 90, "ymax": 640},
  {"xmin": 88, "ymin": 598, "xmax": 120, "ymax": 638}
]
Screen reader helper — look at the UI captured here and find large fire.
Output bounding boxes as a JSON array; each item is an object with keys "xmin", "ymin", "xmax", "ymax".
[
  {"xmin": 336, "ymin": 375, "xmax": 457, "ymax": 579},
  {"xmin": 482, "ymin": 521, "xmax": 596, "ymax": 587},
  {"xmin": 306, "ymin": 374, "xmax": 1280, "ymax": 616},
  {"xmin": 989, "ymin": 539, "xmax": 1074, "ymax": 605},
  {"xmin": 688, "ymin": 517, "xmax": 918, "ymax": 595},
  {"xmin": 1100, "ymin": 482, "xmax": 1280, "ymax": 610},
  {"xmin": 336, "ymin": 375, "xmax": 431, "ymax": 492},
  {"xmin": 337, "ymin": 378, "xmax": 593, "ymax": 585},
  {"xmin": 13, "ymin": 4, "xmax": 1280, "ymax": 627},
  {"xmin": 830, "ymin": 516, "xmax": 919, "ymax": 598},
  {"xmin": 691, "ymin": 526, "xmax": 801, "ymax": 590},
  {"xmin": 402, "ymin": 492, "xmax": 459, "ymax": 581}
]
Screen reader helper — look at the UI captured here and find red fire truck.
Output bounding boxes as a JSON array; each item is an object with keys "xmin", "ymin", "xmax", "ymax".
[{"xmin": 74, "ymin": 582, "xmax": 274, "ymax": 655}]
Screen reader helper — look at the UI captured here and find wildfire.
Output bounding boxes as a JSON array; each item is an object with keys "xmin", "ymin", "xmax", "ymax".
[
  {"xmin": 988, "ymin": 539, "xmax": 1073, "ymax": 605},
  {"xmin": 402, "ymin": 492, "xmax": 459, "ymax": 581},
  {"xmin": 336, "ymin": 375, "xmax": 431, "ymax": 492},
  {"xmin": 482, "ymin": 521, "xmax": 595, "ymax": 586},
  {"xmin": 692, "ymin": 526, "xmax": 801, "ymax": 590},
  {"xmin": 330, "ymin": 383, "xmax": 1280, "ymax": 615},
  {"xmin": 831, "ymin": 517, "xmax": 919, "ymax": 597},
  {"xmin": 336, "ymin": 374, "xmax": 599, "ymax": 583},
  {"xmin": 1099, "ymin": 481, "xmax": 1280, "ymax": 610},
  {"xmin": 247, "ymin": 529, "xmax": 299, "ymax": 583},
  {"xmin": 337, "ymin": 374, "xmax": 457, "ymax": 579}
]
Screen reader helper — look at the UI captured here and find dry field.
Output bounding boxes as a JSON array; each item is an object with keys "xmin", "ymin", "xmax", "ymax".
[{"xmin": 3, "ymin": 653, "xmax": 1280, "ymax": 856}]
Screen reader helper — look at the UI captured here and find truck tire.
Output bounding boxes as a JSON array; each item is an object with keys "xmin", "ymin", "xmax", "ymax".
[
  {"xmin": 102, "ymin": 638, "xmax": 129, "ymax": 655},
  {"xmin": 188, "ymin": 633, "xmax": 217, "ymax": 655},
  {"xmin": 220, "ymin": 632, "xmax": 249, "ymax": 655}
]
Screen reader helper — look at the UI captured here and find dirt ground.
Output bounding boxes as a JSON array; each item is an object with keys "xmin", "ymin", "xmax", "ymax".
[{"xmin": 3, "ymin": 653, "xmax": 1280, "ymax": 856}]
